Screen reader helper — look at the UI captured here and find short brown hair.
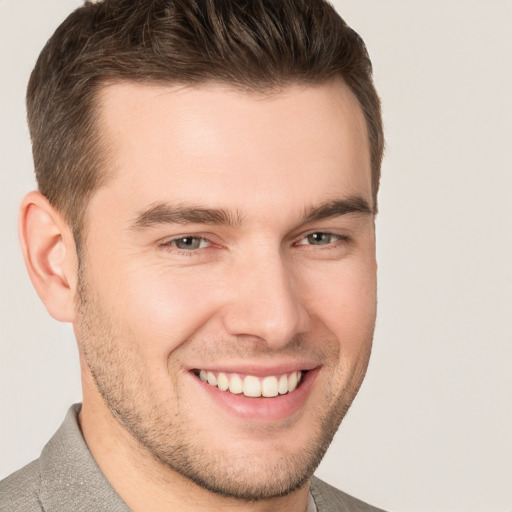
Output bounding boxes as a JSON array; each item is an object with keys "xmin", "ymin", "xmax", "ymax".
[{"xmin": 27, "ymin": 0, "xmax": 384, "ymax": 242}]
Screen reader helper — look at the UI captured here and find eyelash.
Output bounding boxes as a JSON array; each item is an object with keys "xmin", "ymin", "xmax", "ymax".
[{"xmin": 159, "ymin": 232, "xmax": 350, "ymax": 255}]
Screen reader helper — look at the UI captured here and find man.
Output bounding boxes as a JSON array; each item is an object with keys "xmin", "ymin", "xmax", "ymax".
[{"xmin": 0, "ymin": 0, "xmax": 385, "ymax": 510}]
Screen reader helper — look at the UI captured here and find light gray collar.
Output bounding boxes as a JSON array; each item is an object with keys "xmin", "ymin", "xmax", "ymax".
[{"xmin": 38, "ymin": 403, "xmax": 130, "ymax": 511}]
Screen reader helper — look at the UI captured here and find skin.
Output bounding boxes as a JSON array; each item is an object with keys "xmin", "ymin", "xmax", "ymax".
[{"xmin": 20, "ymin": 78, "xmax": 377, "ymax": 512}]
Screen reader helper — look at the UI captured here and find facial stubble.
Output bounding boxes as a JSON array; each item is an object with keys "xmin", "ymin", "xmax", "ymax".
[{"xmin": 75, "ymin": 263, "xmax": 373, "ymax": 501}]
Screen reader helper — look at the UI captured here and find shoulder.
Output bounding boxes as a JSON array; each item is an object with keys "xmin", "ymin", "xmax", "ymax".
[
  {"xmin": 0, "ymin": 460, "xmax": 43, "ymax": 512},
  {"xmin": 310, "ymin": 476, "xmax": 387, "ymax": 512}
]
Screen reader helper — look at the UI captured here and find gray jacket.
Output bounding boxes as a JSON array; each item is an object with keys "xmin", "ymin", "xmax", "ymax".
[{"xmin": 0, "ymin": 405, "xmax": 386, "ymax": 511}]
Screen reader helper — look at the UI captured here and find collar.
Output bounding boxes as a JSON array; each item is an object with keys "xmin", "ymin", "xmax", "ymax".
[{"xmin": 38, "ymin": 404, "xmax": 130, "ymax": 511}]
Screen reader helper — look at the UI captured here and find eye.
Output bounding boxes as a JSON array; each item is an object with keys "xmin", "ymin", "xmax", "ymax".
[
  {"xmin": 297, "ymin": 232, "xmax": 342, "ymax": 246},
  {"xmin": 163, "ymin": 236, "xmax": 211, "ymax": 251}
]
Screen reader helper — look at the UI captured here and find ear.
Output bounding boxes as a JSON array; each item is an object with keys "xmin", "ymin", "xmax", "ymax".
[{"xmin": 19, "ymin": 191, "xmax": 79, "ymax": 322}]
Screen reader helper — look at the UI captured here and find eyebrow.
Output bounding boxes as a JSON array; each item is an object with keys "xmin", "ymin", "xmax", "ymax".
[
  {"xmin": 301, "ymin": 196, "xmax": 373, "ymax": 223},
  {"xmin": 130, "ymin": 196, "xmax": 372, "ymax": 231},
  {"xmin": 131, "ymin": 203, "xmax": 243, "ymax": 230}
]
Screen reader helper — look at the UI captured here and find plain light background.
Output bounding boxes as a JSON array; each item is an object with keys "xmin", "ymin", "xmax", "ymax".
[{"xmin": 1, "ymin": 1, "xmax": 511, "ymax": 511}]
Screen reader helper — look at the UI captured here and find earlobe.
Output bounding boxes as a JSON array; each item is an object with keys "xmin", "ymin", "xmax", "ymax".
[{"xmin": 19, "ymin": 191, "xmax": 78, "ymax": 322}]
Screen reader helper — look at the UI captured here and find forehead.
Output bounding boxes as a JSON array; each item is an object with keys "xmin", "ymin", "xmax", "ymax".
[{"xmin": 91, "ymin": 79, "xmax": 372, "ymax": 220}]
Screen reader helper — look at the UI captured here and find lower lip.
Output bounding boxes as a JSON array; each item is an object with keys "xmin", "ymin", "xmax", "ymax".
[{"xmin": 190, "ymin": 369, "xmax": 319, "ymax": 421}]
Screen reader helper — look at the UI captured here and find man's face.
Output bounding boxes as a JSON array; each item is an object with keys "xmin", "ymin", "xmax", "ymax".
[{"xmin": 75, "ymin": 79, "xmax": 377, "ymax": 500}]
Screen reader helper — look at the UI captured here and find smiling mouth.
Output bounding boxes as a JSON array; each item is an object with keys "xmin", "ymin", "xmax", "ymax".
[{"xmin": 192, "ymin": 369, "xmax": 306, "ymax": 398}]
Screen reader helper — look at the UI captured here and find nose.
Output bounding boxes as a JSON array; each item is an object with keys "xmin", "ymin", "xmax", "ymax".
[{"xmin": 221, "ymin": 247, "xmax": 310, "ymax": 349}]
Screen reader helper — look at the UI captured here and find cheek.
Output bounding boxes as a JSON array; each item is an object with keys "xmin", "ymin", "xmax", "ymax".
[
  {"xmin": 105, "ymin": 265, "xmax": 223, "ymax": 357},
  {"xmin": 303, "ymin": 259, "xmax": 377, "ymax": 352}
]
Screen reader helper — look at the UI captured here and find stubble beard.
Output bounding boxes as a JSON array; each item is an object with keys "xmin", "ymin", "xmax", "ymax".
[{"xmin": 76, "ymin": 267, "xmax": 373, "ymax": 501}]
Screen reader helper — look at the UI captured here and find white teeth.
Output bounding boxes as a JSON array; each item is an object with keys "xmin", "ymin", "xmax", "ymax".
[
  {"xmin": 261, "ymin": 376, "xmax": 279, "ymax": 397},
  {"xmin": 243, "ymin": 375, "xmax": 262, "ymax": 397},
  {"xmin": 229, "ymin": 374, "xmax": 243, "ymax": 394},
  {"xmin": 278, "ymin": 374, "xmax": 288, "ymax": 395},
  {"xmin": 217, "ymin": 372, "xmax": 229, "ymax": 391},
  {"xmin": 207, "ymin": 371, "xmax": 217, "ymax": 387},
  {"xmin": 288, "ymin": 372, "xmax": 298, "ymax": 392},
  {"xmin": 197, "ymin": 370, "xmax": 304, "ymax": 398}
]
